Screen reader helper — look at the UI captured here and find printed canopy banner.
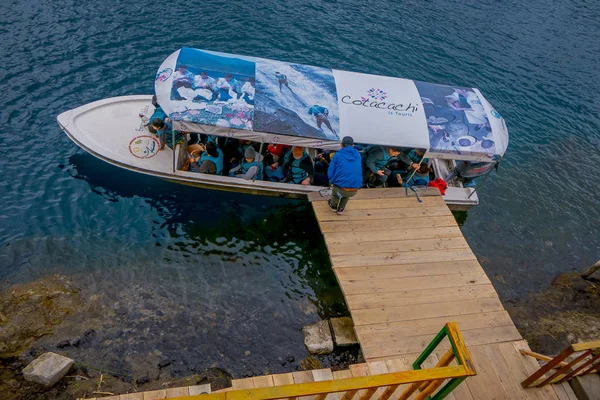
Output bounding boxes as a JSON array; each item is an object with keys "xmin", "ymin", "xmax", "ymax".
[{"xmin": 155, "ymin": 48, "xmax": 508, "ymax": 160}]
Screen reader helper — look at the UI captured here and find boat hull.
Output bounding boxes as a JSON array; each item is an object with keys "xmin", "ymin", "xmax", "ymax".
[{"xmin": 57, "ymin": 95, "xmax": 478, "ymax": 209}]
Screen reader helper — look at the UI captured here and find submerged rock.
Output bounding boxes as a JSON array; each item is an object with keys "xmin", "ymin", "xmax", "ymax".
[
  {"xmin": 303, "ymin": 320, "xmax": 333, "ymax": 355},
  {"xmin": 22, "ymin": 352, "xmax": 74, "ymax": 387}
]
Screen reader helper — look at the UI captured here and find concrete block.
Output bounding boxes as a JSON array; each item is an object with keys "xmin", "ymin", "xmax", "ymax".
[
  {"xmin": 330, "ymin": 317, "xmax": 359, "ymax": 346},
  {"xmin": 303, "ymin": 320, "xmax": 334, "ymax": 354},
  {"xmin": 188, "ymin": 384, "xmax": 212, "ymax": 395},
  {"xmin": 570, "ymin": 374, "xmax": 600, "ymax": 400},
  {"xmin": 22, "ymin": 352, "xmax": 74, "ymax": 387}
]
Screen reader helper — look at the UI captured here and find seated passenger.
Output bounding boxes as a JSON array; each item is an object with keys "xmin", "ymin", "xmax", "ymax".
[
  {"xmin": 282, "ymin": 146, "xmax": 314, "ymax": 185},
  {"xmin": 151, "ymin": 118, "xmax": 184, "ymax": 149},
  {"xmin": 229, "ymin": 147, "xmax": 263, "ymax": 180},
  {"xmin": 264, "ymin": 144, "xmax": 290, "ymax": 182},
  {"xmin": 405, "ymin": 164, "xmax": 432, "ymax": 187},
  {"xmin": 362, "ymin": 145, "xmax": 418, "ymax": 188},
  {"xmin": 190, "ymin": 142, "xmax": 223, "ymax": 175},
  {"xmin": 408, "ymin": 148, "xmax": 429, "ymax": 164}
]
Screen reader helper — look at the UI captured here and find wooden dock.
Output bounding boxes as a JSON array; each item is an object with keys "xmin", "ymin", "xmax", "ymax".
[
  {"xmin": 85, "ymin": 188, "xmax": 579, "ymax": 400},
  {"xmin": 308, "ymin": 188, "xmax": 576, "ymax": 399}
]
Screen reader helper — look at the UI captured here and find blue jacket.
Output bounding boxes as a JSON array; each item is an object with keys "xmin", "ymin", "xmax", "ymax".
[
  {"xmin": 328, "ymin": 146, "xmax": 362, "ymax": 189},
  {"xmin": 308, "ymin": 105, "xmax": 328, "ymax": 116}
]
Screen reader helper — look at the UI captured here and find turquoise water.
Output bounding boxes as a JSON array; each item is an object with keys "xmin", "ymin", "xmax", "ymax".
[{"xmin": 1, "ymin": 0, "xmax": 599, "ymax": 378}]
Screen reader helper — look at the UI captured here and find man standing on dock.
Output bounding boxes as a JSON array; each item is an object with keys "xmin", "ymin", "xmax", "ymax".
[{"xmin": 328, "ymin": 136, "xmax": 362, "ymax": 215}]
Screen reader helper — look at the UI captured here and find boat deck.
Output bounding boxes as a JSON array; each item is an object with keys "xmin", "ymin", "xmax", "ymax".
[{"xmin": 307, "ymin": 188, "xmax": 575, "ymax": 399}]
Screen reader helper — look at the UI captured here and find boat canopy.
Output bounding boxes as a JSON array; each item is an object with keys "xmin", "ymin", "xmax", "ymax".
[{"xmin": 155, "ymin": 48, "xmax": 508, "ymax": 161}]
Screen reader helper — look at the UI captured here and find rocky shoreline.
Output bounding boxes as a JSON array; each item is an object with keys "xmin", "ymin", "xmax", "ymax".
[
  {"xmin": 2, "ymin": 268, "xmax": 598, "ymax": 399},
  {"xmin": 0, "ymin": 273, "xmax": 360, "ymax": 399}
]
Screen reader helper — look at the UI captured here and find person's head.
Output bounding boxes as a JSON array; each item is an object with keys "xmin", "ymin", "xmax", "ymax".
[
  {"xmin": 387, "ymin": 146, "xmax": 402, "ymax": 156},
  {"xmin": 418, "ymin": 164, "xmax": 430, "ymax": 174},
  {"xmin": 224, "ymin": 73, "xmax": 232, "ymax": 81},
  {"xmin": 152, "ymin": 118, "xmax": 165, "ymax": 131},
  {"xmin": 177, "ymin": 65, "xmax": 187, "ymax": 73},
  {"xmin": 249, "ymin": 77, "xmax": 255, "ymax": 86},
  {"xmin": 200, "ymin": 71, "xmax": 208, "ymax": 78},
  {"xmin": 414, "ymin": 148, "xmax": 425, "ymax": 157},
  {"xmin": 292, "ymin": 146, "xmax": 304, "ymax": 159},
  {"xmin": 244, "ymin": 146, "xmax": 256, "ymax": 163},
  {"xmin": 341, "ymin": 136, "xmax": 354, "ymax": 148},
  {"xmin": 275, "ymin": 71, "xmax": 280, "ymax": 74},
  {"xmin": 240, "ymin": 139, "xmax": 251, "ymax": 145},
  {"xmin": 205, "ymin": 141, "xmax": 218, "ymax": 157}
]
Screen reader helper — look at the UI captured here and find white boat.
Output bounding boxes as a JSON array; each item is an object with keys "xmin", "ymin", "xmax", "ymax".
[{"xmin": 57, "ymin": 48, "xmax": 509, "ymax": 209}]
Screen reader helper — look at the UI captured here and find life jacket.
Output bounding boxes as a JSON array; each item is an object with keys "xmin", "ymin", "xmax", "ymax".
[
  {"xmin": 240, "ymin": 160, "xmax": 264, "ymax": 180},
  {"xmin": 408, "ymin": 172, "xmax": 430, "ymax": 187},
  {"xmin": 362, "ymin": 145, "xmax": 390, "ymax": 171},
  {"xmin": 290, "ymin": 153, "xmax": 310, "ymax": 184},
  {"xmin": 200, "ymin": 148, "xmax": 224, "ymax": 175}
]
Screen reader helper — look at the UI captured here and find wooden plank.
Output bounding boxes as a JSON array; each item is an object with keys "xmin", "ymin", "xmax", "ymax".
[
  {"xmin": 319, "ymin": 216, "xmax": 458, "ymax": 233},
  {"xmin": 312, "ymin": 369, "xmax": 339, "ymax": 400},
  {"xmin": 292, "ymin": 370, "xmax": 316, "ymax": 400},
  {"xmin": 339, "ymin": 271, "xmax": 490, "ymax": 295},
  {"xmin": 362, "ymin": 325, "xmax": 522, "ymax": 359},
  {"xmin": 349, "ymin": 364, "xmax": 370, "ymax": 400},
  {"xmin": 496, "ymin": 342, "xmax": 559, "ymax": 400},
  {"xmin": 484, "ymin": 344, "xmax": 536, "ymax": 400},
  {"xmin": 332, "ymin": 370, "xmax": 353, "ymax": 379},
  {"xmin": 314, "ymin": 206, "xmax": 452, "ymax": 222},
  {"xmin": 552, "ymin": 382, "xmax": 578, "ymax": 400},
  {"xmin": 462, "ymin": 345, "xmax": 510, "ymax": 400},
  {"xmin": 252, "ymin": 375, "xmax": 275, "ymax": 388},
  {"xmin": 188, "ymin": 384, "xmax": 212, "ymax": 395},
  {"xmin": 308, "ymin": 188, "xmax": 441, "ymax": 202},
  {"xmin": 324, "ymin": 226, "xmax": 463, "ymax": 244},
  {"xmin": 511, "ymin": 341, "xmax": 563, "ymax": 400},
  {"xmin": 331, "ymin": 249, "xmax": 476, "ymax": 268},
  {"xmin": 355, "ymin": 311, "xmax": 515, "ymax": 343},
  {"xmin": 120, "ymin": 394, "xmax": 144, "ymax": 400},
  {"xmin": 164, "ymin": 387, "xmax": 188, "ymax": 397},
  {"xmin": 272, "ymin": 372, "xmax": 295, "ymax": 386},
  {"xmin": 328, "ymin": 237, "xmax": 470, "ymax": 256},
  {"xmin": 335, "ymin": 260, "xmax": 482, "ymax": 281},
  {"xmin": 232, "ymin": 377, "xmax": 255, "ymax": 390},
  {"xmin": 352, "ymin": 297, "xmax": 504, "ymax": 326},
  {"xmin": 366, "ymin": 361, "xmax": 389, "ymax": 399},
  {"xmin": 143, "ymin": 389, "xmax": 168, "ymax": 400},
  {"xmin": 345, "ymin": 284, "xmax": 498, "ymax": 310},
  {"xmin": 312, "ymin": 196, "xmax": 442, "ymax": 211}
]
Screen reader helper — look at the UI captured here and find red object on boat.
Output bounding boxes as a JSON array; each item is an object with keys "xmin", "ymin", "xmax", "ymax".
[{"xmin": 429, "ymin": 178, "xmax": 448, "ymax": 195}]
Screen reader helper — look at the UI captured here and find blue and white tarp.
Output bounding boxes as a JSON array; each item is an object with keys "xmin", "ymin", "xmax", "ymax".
[{"xmin": 156, "ymin": 48, "xmax": 508, "ymax": 161}]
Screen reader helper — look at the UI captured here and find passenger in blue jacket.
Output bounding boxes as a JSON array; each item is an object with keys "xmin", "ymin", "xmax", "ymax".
[{"xmin": 328, "ymin": 136, "xmax": 362, "ymax": 215}]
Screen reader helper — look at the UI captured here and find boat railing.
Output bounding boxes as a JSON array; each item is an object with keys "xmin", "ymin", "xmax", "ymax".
[{"xmin": 172, "ymin": 323, "xmax": 476, "ymax": 400}]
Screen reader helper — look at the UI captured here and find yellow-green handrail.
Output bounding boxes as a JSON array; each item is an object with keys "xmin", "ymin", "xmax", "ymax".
[{"xmin": 169, "ymin": 323, "xmax": 475, "ymax": 400}]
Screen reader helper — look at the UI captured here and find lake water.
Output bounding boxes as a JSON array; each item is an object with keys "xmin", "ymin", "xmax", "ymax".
[{"xmin": 1, "ymin": 0, "xmax": 599, "ymax": 380}]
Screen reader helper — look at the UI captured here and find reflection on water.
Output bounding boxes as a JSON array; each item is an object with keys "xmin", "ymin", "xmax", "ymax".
[{"xmin": 1, "ymin": 154, "xmax": 350, "ymax": 379}]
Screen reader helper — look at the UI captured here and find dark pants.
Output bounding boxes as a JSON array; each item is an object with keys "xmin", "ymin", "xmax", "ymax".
[
  {"xmin": 329, "ymin": 186, "xmax": 358, "ymax": 211},
  {"xmin": 366, "ymin": 171, "xmax": 389, "ymax": 187}
]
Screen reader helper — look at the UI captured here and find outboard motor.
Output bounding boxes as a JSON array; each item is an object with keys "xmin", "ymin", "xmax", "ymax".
[{"xmin": 446, "ymin": 161, "xmax": 494, "ymax": 187}]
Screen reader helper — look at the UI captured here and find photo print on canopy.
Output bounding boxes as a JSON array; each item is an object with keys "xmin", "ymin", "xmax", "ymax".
[
  {"xmin": 168, "ymin": 48, "xmax": 256, "ymax": 131},
  {"xmin": 414, "ymin": 81, "xmax": 494, "ymax": 158},
  {"xmin": 253, "ymin": 59, "xmax": 340, "ymax": 141}
]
